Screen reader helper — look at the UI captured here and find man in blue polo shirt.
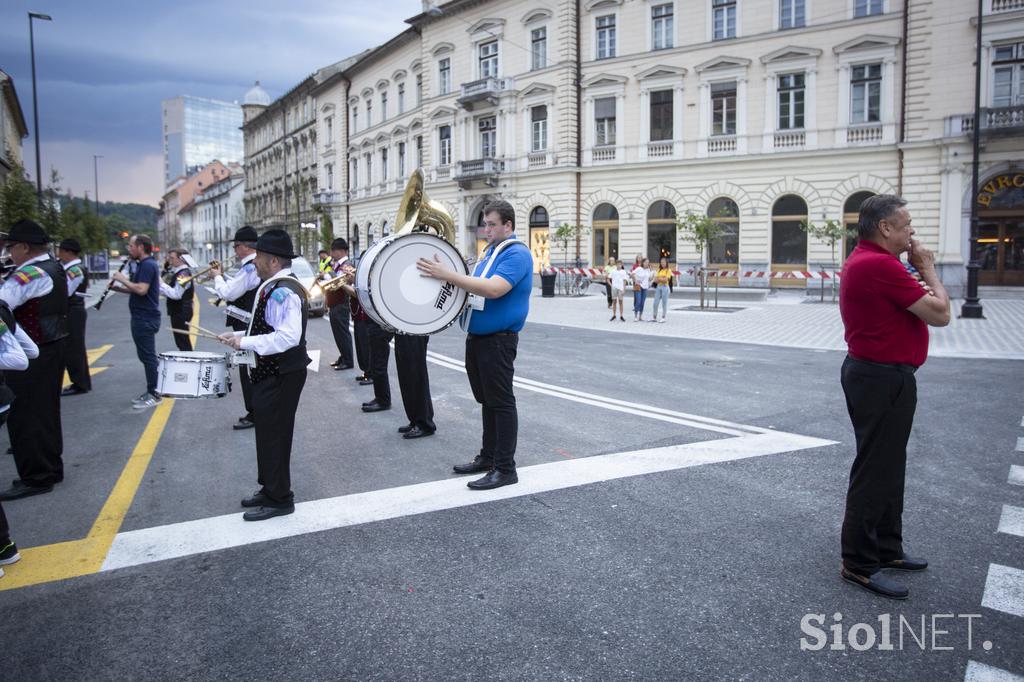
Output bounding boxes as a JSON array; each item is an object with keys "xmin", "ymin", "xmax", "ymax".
[
  {"xmin": 417, "ymin": 199, "xmax": 532, "ymax": 490},
  {"xmin": 111, "ymin": 234, "xmax": 163, "ymax": 409}
]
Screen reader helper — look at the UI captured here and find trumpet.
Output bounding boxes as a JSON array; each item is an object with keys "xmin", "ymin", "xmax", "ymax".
[
  {"xmin": 190, "ymin": 260, "xmax": 222, "ymax": 282},
  {"xmin": 317, "ymin": 263, "xmax": 356, "ymax": 293}
]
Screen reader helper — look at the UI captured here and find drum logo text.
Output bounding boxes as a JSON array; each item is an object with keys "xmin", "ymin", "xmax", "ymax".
[
  {"xmin": 200, "ymin": 366, "xmax": 213, "ymax": 390},
  {"xmin": 435, "ymin": 281, "xmax": 455, "ymax": 310}
]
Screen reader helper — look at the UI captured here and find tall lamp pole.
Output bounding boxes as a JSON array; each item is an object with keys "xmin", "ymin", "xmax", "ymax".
[
  {"xmin": 961, "ymin": 0, "xmax": 985, "ymax": 319},
  {"xmin": 28, "ymin": 11, "xmax": 53, "ymax": 201},
  {"xmin": 93, "ymin": 155, "xmax": 103, "ymax": 214}
]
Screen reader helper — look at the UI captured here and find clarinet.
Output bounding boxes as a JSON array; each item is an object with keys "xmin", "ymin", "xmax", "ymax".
[{"xmin": 94, "ymin": 258, "xmax": 129, "ymax": 311}]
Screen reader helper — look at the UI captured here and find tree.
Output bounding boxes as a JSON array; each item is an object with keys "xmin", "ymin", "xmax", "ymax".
[
  {"xmin": 0, "ymin": 164, "xmax": 38, "ymax": 230},
  {"xmin": 320, "ymin": 212, "xmax": 334, "ymax": 250},
  {"xmin": 553, "ymin": 222, "xmax": 589, "ymax": 267},
  {"xmin": 675, "ymin": 211, "xmax": 726, "ymax": 309},
  {"xmin": 800, "ymin": 219, "xmax": 857, "ymax": 302}
]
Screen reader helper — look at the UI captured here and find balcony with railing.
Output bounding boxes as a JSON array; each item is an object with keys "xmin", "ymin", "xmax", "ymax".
[
  {"xmin": 592, "ymin": 146, "xmax": 617, "ymax": 163},
  {"xmin": 647, "ymin": 141, "xmax": 673, "ymax": 159},
  {"xmin": 528, "ymin": 152, "xmax": 548, "ymax": 168},
  {"xmin": 311, "ymin": 190, "xmax": 341, "ymax": 208},
  {"xmin": 847, "ymin": 124, "xmax": 883, "ymax": 145},
  {"xmin": 708, "ymin": 136, "xmax": 737, "ymax": 154},
  {"xmin": 454, "ymin": 158, "xmax": 504, "ymax": 187},
  {"xmin": 945, "ymin": 105, "xmax": 1024, "ymax": 137},
  {"xmin": 773, "ymin": 130, "xmax": 805, "ymax": 150},
  {"xmin": 989, "ymin": 0, "xmax": 1024, "ymax": 12},
  {"xmin": 457, "ymin": 77, "xmax": 514, "ymax": 110}
]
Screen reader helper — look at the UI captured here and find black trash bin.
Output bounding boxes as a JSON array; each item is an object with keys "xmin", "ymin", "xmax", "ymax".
[{"xmin": 540, "ymin": 271, "xmax": 556, "ymax": 297}]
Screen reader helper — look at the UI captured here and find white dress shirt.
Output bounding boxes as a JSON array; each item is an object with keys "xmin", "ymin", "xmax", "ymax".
[
  {"xmin": 159, "ymin": 264, "xmax": 192, "ymax": 300},
  {"xmin": 0, "ymin": 254, "xmax": 56, "ymax": 310},
  {"xmin": 63, "ymin": 258, "xmax": 86, "ymax": 299},
  {"xmin": 236, "ymin": 269, "xmax": 303, "ymax": 356},
  {"xmin": 213, "ymin": 253, "xmax": 260, "ymax": 301},
  {"xmin": 0, "ymin": 321, "xmax": 39, "ymax": 415}
]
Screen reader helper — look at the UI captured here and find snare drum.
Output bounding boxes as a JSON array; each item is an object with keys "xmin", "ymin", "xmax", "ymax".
[
  {"xmin": 156, "ymin": 351, "xmax": 231, "ymax": 399},
  {"xmin": 356, "ymin": 232, "xmax": 468, "ymax": 335}
]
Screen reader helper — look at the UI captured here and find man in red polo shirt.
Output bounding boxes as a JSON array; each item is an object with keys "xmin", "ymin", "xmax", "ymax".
[{"xmin": 838, "ymin": 194, "xmax": 951, "ymax": 600}]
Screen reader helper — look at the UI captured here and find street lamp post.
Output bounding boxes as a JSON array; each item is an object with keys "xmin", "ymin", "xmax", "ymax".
[
  {"xmin": 28, "ymin": 11, "xmax": 53, "ymax": 201},
  {"xmin": 961, "ymin": 0, "xmax": 985, "ymax": 319},
  {"xmin": 93, "ymin": 155, "xmax": 103, "ymax": 214}
]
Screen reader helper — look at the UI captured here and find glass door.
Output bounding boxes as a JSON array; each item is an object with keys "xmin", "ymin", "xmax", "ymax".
[{"xmin": 980, "ymin": 222, "xmax": 1024, "ymax": 286}]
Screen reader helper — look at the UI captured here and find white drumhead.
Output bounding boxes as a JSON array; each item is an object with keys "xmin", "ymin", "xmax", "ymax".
[
  {"xmin": 157, "ymin": 351, "xmax": 230, "ymax": 398},
  {"xmin": 356, "ymin": 233, "xmax": 468, "ymax": 335}
]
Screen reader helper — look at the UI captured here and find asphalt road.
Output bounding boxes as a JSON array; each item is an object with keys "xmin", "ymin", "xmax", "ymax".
[{"xmin": 0, "ymin": 291, "xmax": 1021, "ymax": 681}]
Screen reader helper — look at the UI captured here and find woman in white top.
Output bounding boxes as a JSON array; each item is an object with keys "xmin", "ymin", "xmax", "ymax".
[{"xmin": 632, "ymin": 258, "xmax": 653, "ymax": 321}]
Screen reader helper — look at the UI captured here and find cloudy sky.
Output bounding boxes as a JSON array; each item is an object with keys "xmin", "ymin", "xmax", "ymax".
[{"xmin": 0, "ymin": 0, "xmax": 424, "ymax": 206}]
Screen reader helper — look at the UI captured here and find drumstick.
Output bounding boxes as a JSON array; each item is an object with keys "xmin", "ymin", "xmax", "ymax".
[
  {"xmin": 171, "ymin": 327, "xmax": 223, "ymax": 342},
  {"xmin": 188, "ymin": 322, "xmax": 222, "ymax": 337}
]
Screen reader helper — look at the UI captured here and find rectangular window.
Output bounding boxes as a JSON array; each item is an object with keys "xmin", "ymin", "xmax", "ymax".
[
  {"xmin": 854, "ymin": 0, "xmax": 883, "ymax": 17},
  {"xmin": 416, "ymin": 135, "xmax": 423, "ymax": 168},
  {"xmin": 350, "ymin": 159, "xmax": 357, "ymax": 188},
  {"xmin": 325, "ymin": 116, "xmax": 333, "ymax": 145},
  {"xmin": 366, "ymin": 99, "xmax": 372, "ymax": 127},
  {"xmin": 649, "ymin": 89, "xmax": 674, "ymax": 141},
  {"xmin": 398, "ymin": 83, "xmax": 405, "ymax": 113},
  {"xmin": 479, "ymin": 41, "xmax": 499, "ymax": 79},
  {"xmin": 531, "ymin": 27, "xmax": 547, "ymax": 70},
  {"xmin": 416, "ymin": 74, "xmax": 423, "ymax": 105},
  {"xmin": 652, "ymin": 4, "xmax": 674, "ymax": 50},
  {"xmin": 596, "ymin": 14, "xmax": 617, "ymax": 59},
  {"xmin": 531, "ymin": 105, "xmax": 548, "ymax": 151},
  {"xmin": 713, "ymin": 0, "xmax": 737, "ymax": 40},
  {"xmin": 439, "ymin": 58, "xmax": 451, "ymax": 95},
  {"xmin": 352, "ymin": 107, "xmax": 358, "ymax": 132},
  {"xmin": 439, "ymin": 125, "xmax": 451, "ymax": 166},
  {"xmin": 850, "ymin": 63, "xmax": 882, "ymax": 124},
  {"xmin": 381, "ymin": 148, "xmax": 388, "ymax": 181},
  {"xmin": 777, "ymin": 73, "xmax": 805, "ymax": 129},
  {"xmin": 326, "ymin": 164, "xmax": 333, "ymax": 190},
  {"xmin": 992, "ymin": 42, "xmax": 1024, "ymax": 108},
  {"xmin": 381, "ymin": 92, "xmax": 388, "ymax": 121},
  {"xmin": 711, "ymin": 81, "xmax": 737, "ymax": 135},
  {"xmin": 594, "ymin": 96, "xmax": 616, "ymax": 146},
  {"xmin": 780, "ymin": 0, "xmax": 805, "ymax": 29},
  {"xmin": 479, "ymin": 117, "xmax": 497, "ymax": 158},
  {"xmin": 365, "ymin": 153, "xmax": 372, "ymax": 184},
  {"xmin": 398, "ymin": 142, "xmax": 406, "ymax": 177}
]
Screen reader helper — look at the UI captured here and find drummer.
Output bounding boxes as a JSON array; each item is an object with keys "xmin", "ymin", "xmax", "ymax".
[{"xmin": 159, "ymin": 249, "xmax": 195, "ymax": 352}]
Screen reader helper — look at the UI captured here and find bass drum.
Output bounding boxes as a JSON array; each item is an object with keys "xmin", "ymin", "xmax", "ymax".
[{"xmin": 356, "ymin": 232, "xmax": 468, "ymax": 335}]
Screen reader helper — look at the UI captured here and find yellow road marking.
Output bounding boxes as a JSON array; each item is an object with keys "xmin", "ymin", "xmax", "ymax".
[{"xmin": 62, "ymin": 344, "xmax": 114, "ymax": 389}]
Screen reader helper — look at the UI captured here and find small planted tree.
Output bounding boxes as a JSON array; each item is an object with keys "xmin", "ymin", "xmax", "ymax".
[
  {"xmin": 800, "ymin": 219, "xmax": 857, "ymax": 302},
  {"xmin": 675, "ymin": 211, "xmax": 725, "ymax": 309},
  {"xmin": 0, "ymin": 164, "xmax": 38, "ymax": 230},
  {"xmin": 554, "ymin": 222, "xmax": 590, "ymax": 268},
  {"xmin": 320, "ymin": 212, "xmax": 335, "ymax": 250}
]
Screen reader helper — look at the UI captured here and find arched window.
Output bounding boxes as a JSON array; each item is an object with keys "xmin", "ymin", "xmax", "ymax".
[
  {"xmin": 367, "ymin": 223, "xmax": 376, "ymax": 247},
  {"xmin": 592, "ymin": 203, "xmax": 619, "ymax": 266},
  {"xmin": 771, "ymin": 194, "xmax": 808, "ymax": 266},
  {"xmin": 382, "ymin": 219, "xmax": 389, "ymax": 237},
  {"xmin": 707, "ymin": 197, "xmax": 739, "ymax": 265},
  {"xmin": 646, "ymin": 201, "xmax": 677, "ymax": 262},
  {"xmin": 528, "ymin": 207, "xmax": 550, "ymax": 273},
  {"xmin": 843, "ymin": 191, "xmax": 875, "ymax": 258},
  {"xmin": 351, "ymin": 224, "xmax": 360, "ymax": 258}
]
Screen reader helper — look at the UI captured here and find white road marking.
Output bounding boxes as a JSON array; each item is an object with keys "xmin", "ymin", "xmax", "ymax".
[
  {"xmin": 982, "ymin": 564, "xmax": 1024, "ymax": 618},
  {"xmin": 1010, "ymin": 465, "xmax": 1024, "ymax": 487},
  {"xmin": 997, "ymin": 505, "xmax": 1024, "ymax": 539},
  {"xmin": 425, "ymin": 349, "xmax": 767, "ymax": 437},
  {"xmin": 1017, "ymin": 437, "xmax": 1024, "ymax": 453},
  {"xmin": 102, "ymin": 430, "xmax": 834, "ymax": 572},
  {"xmin": 965, "ymin": 661, "xmax": 1024, "ymax": 682}
]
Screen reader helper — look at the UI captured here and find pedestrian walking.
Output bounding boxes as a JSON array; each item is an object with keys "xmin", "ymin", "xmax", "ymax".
[
  {"xmin": 632, "ymin": 258, "xmax": 653, "ymax": 321},
  {"xmin": 651, "ymin": 256, "xmax": 672, "ymax": 323}
]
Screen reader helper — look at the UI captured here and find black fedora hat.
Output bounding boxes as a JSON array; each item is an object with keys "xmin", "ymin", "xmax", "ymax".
[
  {"xmin": 232, "ymin": 225, "xmax": 258, "ymax": 244},
  {"xmin": 330, "ymin": 237, "xmax": 349, "ymax": 251},
  {"xmin": 7, "ymin": 219, "xmax": 51, "ymax": 245},
  {"xmin": 255, "ymin": 229, "xmax": 298, "ymax": 259},
  {"xmin": 59, "ymin": 237, "xmax": 82, "ymax": 253}
]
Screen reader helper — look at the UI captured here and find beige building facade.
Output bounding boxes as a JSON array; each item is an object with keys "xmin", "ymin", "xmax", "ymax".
[{"xmin": 0, "ymin": 69, "xmax": 28, "ymax": 184}]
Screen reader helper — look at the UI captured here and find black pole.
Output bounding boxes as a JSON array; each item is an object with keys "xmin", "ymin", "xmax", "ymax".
[
  {"xmin": 93, "ymin": 155, "xmax": 102, "ymax": 214},
  {"xmin": 961, "ymin": 0, "xmax": 985, "ymax": 318},
  {"xmin": 29, "ymin": 14, "xmax": 42, "ymax": 199}
]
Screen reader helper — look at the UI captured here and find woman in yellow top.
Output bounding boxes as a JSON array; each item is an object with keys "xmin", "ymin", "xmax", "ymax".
[
  {"xmin": 603, "ymin": 257, "xmax": 617, "ymax": 309},
  {"xmin": 651, "ymin": 256, "xmax": 673, "ymax": 323}
]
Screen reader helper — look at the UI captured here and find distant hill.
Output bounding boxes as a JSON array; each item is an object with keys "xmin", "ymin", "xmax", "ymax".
[{"xmin": 62, "ymin": 195, "xmax": 159, "ymax": 232}]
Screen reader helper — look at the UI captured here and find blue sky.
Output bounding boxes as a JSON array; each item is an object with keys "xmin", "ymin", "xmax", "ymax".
[{"xmin": 0, "ymin": 1, "xmax": 423, "ymax": 206}]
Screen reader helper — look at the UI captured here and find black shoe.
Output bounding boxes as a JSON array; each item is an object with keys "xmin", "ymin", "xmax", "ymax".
[
  {"xmin": 403, "ymin": 425, "xmax": 435, "ymax": 440},
  {"xmin": 241, "ymin": 491, "xmax": 269, "ymax": 508},
  {"xmin": 61, "ymin": 386, "xmax": 89, "ymax": 396},
  {"xmin": 233, "ymin": 417, "xmax": 255, "ymax": 430},
  {"xmin": 841, "ymin": 568, "xmax": 909, "ymax": 600},
  {"xmin": 361, "ymin": 400, "xmax": 391, "ymax": 413},
  {"xmin": 467, "ymin": 469, "xmax": 518, "ymax": 490},
  {"xmin": 242, "ymin": 505, "xmax": 295, "ymax": 522},
  {"xmin": 397, "ymin": 423, "xmax": 415, "ymax": 434},
  {"xmin": 453, "ymin": 456, "xmax": 492, "ymax": 475},
  {"xmin": 0, "ymin": 480, "xmax": 54, "ymax": 501},
  {"xmin": 330, "ymin": 358, "xmax": 342, "ymax": 368},
  {"xmin": 358, "ymin": 377, "xmax": 374, "ymax": 385},
  {"xmin": 333, "ymin": 363, "xmax": 354, "ymax": 371},
  {"xmin": 5, "ymin": 447, "xmax": 11, "ymax": 455},
  {"xmin": 0, "ymin": 539, "xmax": 19, "ymax": 565},
  {"xmin": 880, "ymin": 555, "xmax": 928, "ymax": 572}
]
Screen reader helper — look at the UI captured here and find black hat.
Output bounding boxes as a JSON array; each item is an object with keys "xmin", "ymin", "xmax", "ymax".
[
  {"xmin": 7, "ymin": 219, "xmax": 51, "ymax": 245},
  {"xmin": 330, "ymin": 237, "xmax": 349, "ymax": 251},
  {"xmin": 59, "ymin": 237, "xmax": 82, "ymax": 254},
  {"xmin": 232, "ymin": 225, "xmax": 258, "ymax": 244},
  {"xmin": 255, "ymin": 229, "xmax": 298, "ymax": 259}
]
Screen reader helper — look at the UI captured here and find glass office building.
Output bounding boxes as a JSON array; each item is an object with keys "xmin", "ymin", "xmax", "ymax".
[{"xmin": 162, "ymin": 96, "xmax": 243, "ymax": 186}]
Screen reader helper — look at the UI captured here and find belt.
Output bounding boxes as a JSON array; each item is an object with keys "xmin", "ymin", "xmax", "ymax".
[
  {"xmin": 467, "ymin": 331, "xmax": 518, "ymax": 339},
  {"xmin": 846, "ymin": 355, "xmax": 917, "ymax": 375}
]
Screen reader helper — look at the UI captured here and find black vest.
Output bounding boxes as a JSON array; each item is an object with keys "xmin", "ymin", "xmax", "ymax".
[
  {"xmin": 66, "ymin": 261, "xmax": 89, "ymax": 308},
  {"xmin": 13, "ymin": 257, "xmax": 69, "ymax": 345},
  {"xmin": 227, "ymin": 260, "xmax": 259, "ymax": 331},
  {"xmin": 249, "ymin": 277, "xmax": 309, "ymax": 383},
  {"xmin": 164, "ymin": 266, "xmax": 194, "ymax": 316},
  {"xmin": 0, "ymin": 302, "xmax": 18, "ymax": 412}
]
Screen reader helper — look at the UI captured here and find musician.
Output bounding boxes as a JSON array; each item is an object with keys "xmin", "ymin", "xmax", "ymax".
[
  {"xmin": 350, "ymin": 290, "xmax": 372, "ymax": 385},
  {"xmin": 110, "ymin": 234, "xmax": 164, "ymax": 410},
  {"xmin": 361, "ymin": 318, "xmax": 392, "ymax": 412},
  {"xmin": 394, "ymin": 335, "xmax": 435, "ymax": 439},
  {"xmin": 417, "ymin": 200, "xmax": 532, "ymax": 490},
  {"xmin": 209, "ymin": 226, "xmax": 260, "ymax": 430},
  {"xmin": 326, "ymin": 238, "xmax": 354, "ymax": 371},
  {"xmin": 159, "ymin": 249, "xmax": 195, "ymax": 352},
  {"xmin": 218, "ymin": 229, "xmax": 309, "ymax": 522},
  {"xmin": 0, "ymin": 297, "xmax": 38, "ymax": 575},
  {"xmin": 0, "ymin": 219, "xmax": 69, "ymax": 500},
  {"xmin": 57, "ymin": 238, "xmax": 91, "ymax": 396}
]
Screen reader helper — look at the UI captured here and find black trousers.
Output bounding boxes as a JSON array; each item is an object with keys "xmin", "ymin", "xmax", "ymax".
[
  {"xmin": 367, "ymin": 320, "xmax": 393, "ymax": 406},
  {"xmin": 840, "ymin": 356, "xmax": 917, "ymax": 575},
  {"xmin": 0, "ymin": 411, "xmax": 9, "ymax": 542},
  {"xmin": 465, "ymin": 332, "xmax": 518, "ymax": 472},
  {"xmin": 252, "ymin": 369, "xmax": 307, "ymax": 506},
  {"xmin": 65, "ymin": 304, "xmax": 91, "ymax": 390},
  {"xmin": 353, "ymin": 318, "xmax": 370, "ymax": 374},
  {"xmin": 329, "ymin": 302, "xmax": 353, "ymax": 366},
  {"xmin": 228, "ymin": 319, "xmax": 254, "ymax": 421},
  {"xmin": 8, "ymin": 340, "xmax": 66, "ymax": 487},
  {"xmin": 395, "ymin": 335, "xmax": 435, "ymax": 432},
  {"xmin": 169, "ymin": 308, "xmax": 193, "ymax": 352}
]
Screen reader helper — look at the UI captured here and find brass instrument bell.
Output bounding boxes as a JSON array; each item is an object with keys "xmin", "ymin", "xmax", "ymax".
[{"xmin": 395, "ymin": 169, "xmax": 456, "ymax": 244}]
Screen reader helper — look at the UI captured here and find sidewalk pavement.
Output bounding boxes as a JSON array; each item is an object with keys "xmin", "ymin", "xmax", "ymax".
[{"xmin": 527, "ymin": 290, "xmax": 1024, "ymax": 361}]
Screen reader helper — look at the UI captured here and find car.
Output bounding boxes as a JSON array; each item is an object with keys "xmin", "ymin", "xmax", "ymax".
[{"xmin": 290, "ymin": 257, "xmax": 326, "ymax": 317}]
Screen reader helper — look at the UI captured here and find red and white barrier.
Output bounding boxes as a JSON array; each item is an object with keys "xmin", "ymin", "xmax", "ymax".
[{"xmin": 542, "ymin": 267, "xmax": 842, "ymax": 280}]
